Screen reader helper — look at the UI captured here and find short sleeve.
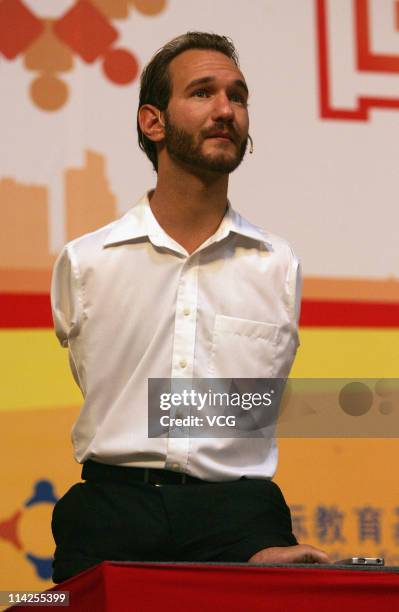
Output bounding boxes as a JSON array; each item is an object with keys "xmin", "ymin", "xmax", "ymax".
[
  {"xmin": 286, "ymin": 249, "xmax": 302, "ymax": 344},
  {"xmin": 293, "ymin": 256, "xmax": 302, "ymax": 326},
  {"xmin": 50, "ymin": 245, "xmax": 83, "ymax": 348}
]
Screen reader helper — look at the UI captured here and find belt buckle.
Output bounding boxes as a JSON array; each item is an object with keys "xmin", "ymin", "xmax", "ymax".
[
  {"xmin": 147, "ymin": 469, "xmax": 163, "ymax": 487},
  {"xmin": 146, "ymin": 469, "xmax": 188, "ymax": 486}
]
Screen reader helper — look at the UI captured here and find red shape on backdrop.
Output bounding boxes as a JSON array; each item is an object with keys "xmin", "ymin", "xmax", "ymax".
[
  {"xmin": 0, "ymin": 294, "xmax": 52, "ymax": 328},
  {"xmin": 315, "ymin": 0, "xmax": 399, "ymax": 121},
  {"xmin": 102, "ymin": 47, "xmax": 139, "ymax": 84},
  {"xmin": 355, "ymin": 0, "xmax": 399, "ymax": 73},
  {"xmin": 0, "ymin": 0, "xmax": 43, "ymax": 60},
  {"xmin": 53, "ymin": 0, "xmax": 118, "ymax": 63},
  {"xmin": 300, "ymin": 299, "xmax": 399, "ymax": 327},
  {"xmin": 0, "ymin": 510, "xmax": 23, "ymax": 551},
  {"xmin": 2, "ymin": 294, "xmax": 399, "ymax": 328}
]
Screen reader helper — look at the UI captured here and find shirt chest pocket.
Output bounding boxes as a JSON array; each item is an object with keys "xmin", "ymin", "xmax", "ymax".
[{"xmin": 208, "ymin": 315, "xmax": 280, "ymax": 378}]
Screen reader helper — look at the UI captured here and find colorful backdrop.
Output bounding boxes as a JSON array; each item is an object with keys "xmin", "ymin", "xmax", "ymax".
[{"xmin": 1, "ymin": 0, "xmax": 399, "ymax": 591}]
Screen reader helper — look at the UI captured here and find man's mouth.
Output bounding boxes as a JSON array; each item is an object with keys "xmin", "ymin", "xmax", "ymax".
[{"xmin": 205, "ymin": 132, "xmax": 235, "ymax": 142}]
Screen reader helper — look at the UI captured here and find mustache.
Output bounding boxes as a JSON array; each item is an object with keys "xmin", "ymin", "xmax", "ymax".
[{"xmin": 201, "ymin": 125, "xmax": 241, "ymax": 143}]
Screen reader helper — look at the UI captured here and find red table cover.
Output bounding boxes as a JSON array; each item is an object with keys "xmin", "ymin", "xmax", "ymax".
[{"xmin": 8, "ymin": 561, "xmax": 399, "ymax": 611}]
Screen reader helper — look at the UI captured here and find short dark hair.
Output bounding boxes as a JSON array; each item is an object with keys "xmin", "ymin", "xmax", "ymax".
[{"xmin": 137, "ymin": 32, "xmax": 240, "ymax": 172}]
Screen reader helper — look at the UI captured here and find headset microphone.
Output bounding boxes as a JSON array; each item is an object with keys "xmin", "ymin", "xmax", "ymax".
[{"xmin": 248, "ymin": 134, "xmax": 254, "ymax": 154}]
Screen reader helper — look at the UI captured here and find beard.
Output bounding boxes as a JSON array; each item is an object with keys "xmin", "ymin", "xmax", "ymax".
[{"xmin": 163, "ymin": 111, "xmax": 248, "ymax": 174}]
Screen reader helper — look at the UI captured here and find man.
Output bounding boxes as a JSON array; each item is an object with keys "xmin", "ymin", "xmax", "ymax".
[{"xmin": 51, "ymin": 32, "xmax": 329, "ymax": 583}]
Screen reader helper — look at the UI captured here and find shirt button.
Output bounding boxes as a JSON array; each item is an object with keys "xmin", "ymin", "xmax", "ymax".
[
  {"xmin": 183, "ymin": 307, "xmax": 191, "ymax": 316},
  {"xmin": 171, "ymin": 463, "xmax": 180, "ymax": 470},
  {"xmin": 179, "ymin": 359, "xmax": 187, "ymax": 369}
]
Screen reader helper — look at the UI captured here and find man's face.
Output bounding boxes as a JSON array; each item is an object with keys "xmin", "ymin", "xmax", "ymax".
[{"xmin": 163, "ymin": 49, "xmax": 250, "ymax": 174}]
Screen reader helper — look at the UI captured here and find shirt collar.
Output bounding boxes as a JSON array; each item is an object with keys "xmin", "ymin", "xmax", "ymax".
[
  {"xmin": 103, "ymin": 191, "xmax": 272, "ymax": 250},
  {"xmin": 222, "ymin": 204, "xmax": 272, "ymax": 245},
  {"xmin": 103, "ymin": 193, "xmax": 150, "ymax": 247}
]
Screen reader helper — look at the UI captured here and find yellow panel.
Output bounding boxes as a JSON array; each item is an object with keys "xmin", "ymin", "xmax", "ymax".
[
  {"xmin": 0, "ymin": 407, "xmax": 80, "ymax": 591},
  {"xmin": 278, "ymin": 329, "xmax": 399, "ymax": 564},
  {"xmin": 275, "ymin": 437, "xmax": 399, "ymax": 564},
  {"xmin": 0, "ymin": 330, "xmax": 81, "ymax": 411},
  {"xmin": 1, "ymin": 328, "xmax": 399, "ymax": 411},
  {"xmin": 292, "ymin": 328, "xmax": 399, "ymax": 378}
]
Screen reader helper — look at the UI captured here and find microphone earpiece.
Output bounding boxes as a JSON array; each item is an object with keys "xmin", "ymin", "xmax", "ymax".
[{"xmin": 248, "ymin": 134, "xmax": 254, "ymax": 154}]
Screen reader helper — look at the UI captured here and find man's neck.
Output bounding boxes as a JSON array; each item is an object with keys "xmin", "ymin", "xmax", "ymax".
[{"xmin": 149, "ymin": 160, "xmax": 229, "ymax": 255}]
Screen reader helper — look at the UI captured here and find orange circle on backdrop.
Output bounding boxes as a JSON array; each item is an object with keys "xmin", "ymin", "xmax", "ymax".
[
  {"xmin": 30, "ymin": 74, "xmax": 68, "ymax": 111},
  {"xmin": 103, "ymin": 48, "xmax": 139, "ymax": 85},
  {"xmin": 133, "ymin": 0, "xmax": 166, "ymax": 15}
]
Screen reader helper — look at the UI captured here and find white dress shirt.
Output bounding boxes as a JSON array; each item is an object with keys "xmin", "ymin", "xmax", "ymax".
[{"xmin": 51, "ymin": 193, "xmax": 301, "ymax": 481}]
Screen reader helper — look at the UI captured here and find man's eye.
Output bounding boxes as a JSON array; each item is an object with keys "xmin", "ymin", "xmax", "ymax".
[
  {"xmin": 230, "ymin": 93, "xmax": 248, "ymax": 106},
  {"xmin": 193, "ymin": 89, "xmax": 210, "ymax": 98}
]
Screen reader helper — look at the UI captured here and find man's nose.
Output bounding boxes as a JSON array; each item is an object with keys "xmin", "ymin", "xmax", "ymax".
[{"xmin": 211, "ymin": 92, "xmax": 234, "ymax": 122}]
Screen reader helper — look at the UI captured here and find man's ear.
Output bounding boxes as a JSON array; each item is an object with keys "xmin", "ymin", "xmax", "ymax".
[{"xmin": 138, "ymin": 105, "xmax": 165, "ymax": 142}]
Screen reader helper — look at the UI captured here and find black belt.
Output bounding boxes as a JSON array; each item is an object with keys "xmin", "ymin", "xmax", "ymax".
[{"xmin": 82, "ymin": 460, "xmax": 211, "ymax": 486}]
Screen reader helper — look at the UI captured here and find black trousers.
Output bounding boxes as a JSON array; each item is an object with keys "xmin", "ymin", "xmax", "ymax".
[{"xmin": 51, "ymin": 464, "xmax": 297, "ymax": 583}]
